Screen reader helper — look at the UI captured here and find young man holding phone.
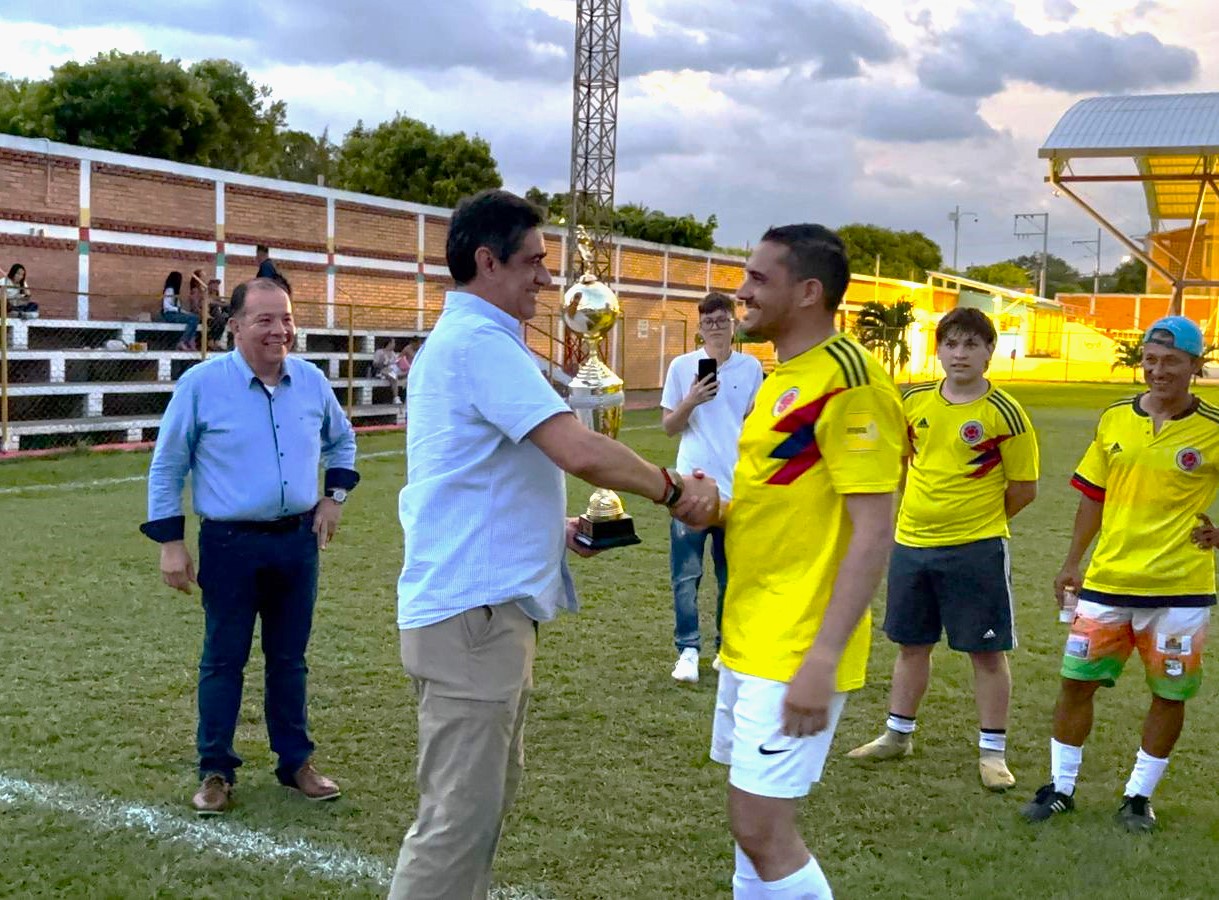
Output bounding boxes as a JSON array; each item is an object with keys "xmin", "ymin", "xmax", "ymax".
[{"xmin": 661, "ymin": 292, "xmax": 764, "ymax": 682}]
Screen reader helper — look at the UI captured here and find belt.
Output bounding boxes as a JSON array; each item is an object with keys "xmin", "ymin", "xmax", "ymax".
[{"xmin": 201, "ymin": 511, "xmax": 313, "ymax": 533}]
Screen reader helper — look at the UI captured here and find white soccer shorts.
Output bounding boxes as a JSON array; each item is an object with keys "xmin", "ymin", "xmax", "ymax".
[{"xmin": 710, "ymin": 665, "xmax": 848, "ymax": 799}]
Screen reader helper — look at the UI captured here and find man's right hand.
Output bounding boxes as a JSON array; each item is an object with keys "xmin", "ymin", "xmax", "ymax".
[
  {"xmin": 1053, "ymin": 563, "xmax": 1081, "ymax": 606},
  {"xmin": 685, "ymin": 373, "xmax": 718, "ymax": 407},
  {"xmin": 671, "ymin": 472, "xmax": 720, "ymax": 529},
  {"xmin": 160, "ymin": 541, "xmax": 197, "ymax": 594}
]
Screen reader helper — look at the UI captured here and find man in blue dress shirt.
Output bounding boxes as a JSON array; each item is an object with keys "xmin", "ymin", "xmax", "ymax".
[
  {"xmin": 141, "ymin": 277, "xmax": 359, "ymax": 816},
  {"xmin": 389, "ymin": 190, "xmax": 720, "ymax": 899}
]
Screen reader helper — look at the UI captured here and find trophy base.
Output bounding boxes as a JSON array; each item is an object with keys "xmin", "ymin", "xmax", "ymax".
[{"xmin": 574, "ymin": 513, "xmax": 642, "ymax": 550}]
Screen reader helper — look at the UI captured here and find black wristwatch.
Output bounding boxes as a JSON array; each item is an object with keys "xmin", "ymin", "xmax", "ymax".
[
  {"xmin": 656, "ymin": 467, "xmax": 684, "ymax": 508},
  {"xmin": 325, "ymin": 488, "xmax": 349, "ymax": 504}
]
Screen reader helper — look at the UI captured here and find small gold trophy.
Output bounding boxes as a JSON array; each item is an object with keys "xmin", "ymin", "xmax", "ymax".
[{"xmin": 564, "ymin": 227, "xmax": 641, "ymax": 549}]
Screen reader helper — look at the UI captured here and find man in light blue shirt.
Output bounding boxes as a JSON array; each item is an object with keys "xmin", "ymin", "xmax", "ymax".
[
  {"xmin": 390, "ymin": 190, "xmax": 719, "ymax": 899},
  {"xmin": 141, "ymin": 278, "xmax": 359, "ymax": 816}
]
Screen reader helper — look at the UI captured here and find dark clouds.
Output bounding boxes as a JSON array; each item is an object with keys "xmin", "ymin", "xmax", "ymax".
[
  {"xmin": 620, "ymin": 0, "xmax": 899, "ymax": 79},
  {"xmin": 917, "ymin": 3, "xmax": 1198, "ymax": 97},
  {"xmin": 4, "ymin": 0, "xmax": 898, "ymax": 83},
  {"xmin": 1043, "ymin": 0, "xmax": 1077, "ymax": 23}
]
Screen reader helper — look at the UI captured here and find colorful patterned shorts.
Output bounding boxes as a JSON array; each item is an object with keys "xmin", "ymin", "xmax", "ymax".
[{"xmin": 1060, "ymin": 600, "xmax": 1210, "ymax": 701}]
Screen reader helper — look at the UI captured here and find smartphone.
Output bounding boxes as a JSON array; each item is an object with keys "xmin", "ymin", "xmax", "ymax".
[{"xmin": 697, "ymin": 357, "xmax": 718, "ymax": 384}]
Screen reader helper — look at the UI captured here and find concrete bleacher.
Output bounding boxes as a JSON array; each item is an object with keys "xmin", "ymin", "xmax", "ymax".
[{"xmin": 2, "ymin": 318, "xmax": 427, "ymax": 452}]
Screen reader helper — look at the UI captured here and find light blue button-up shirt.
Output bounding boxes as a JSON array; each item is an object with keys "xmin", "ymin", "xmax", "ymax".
[
  {"xmin": 397, "ymin": 291, "xmax": 578, "ymax": 629},
  {"xmin": 145, "ymin": 350, "xmax": 358, "ymax": 528}
]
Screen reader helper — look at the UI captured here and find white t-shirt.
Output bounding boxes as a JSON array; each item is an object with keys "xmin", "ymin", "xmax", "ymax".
[
  {"xmin": 162, "ymin": 287, "xmax": 180, "ymax": 313},
  {"xmin": 661, "ymin": 349, "xmax": 763, "ymax": 500}
]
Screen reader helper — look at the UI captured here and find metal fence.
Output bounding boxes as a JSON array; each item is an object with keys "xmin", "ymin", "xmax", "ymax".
[
  {"xmin": 2, "ymin": 283, "xmax": 707, "ymax": 452},
  {"xmin": 1, "ymin": 288, "xmax": 431, "ymax": 453},
  {"xmin": 850, "ymin": 322, "xmax": 1187, "ymax": 386}
]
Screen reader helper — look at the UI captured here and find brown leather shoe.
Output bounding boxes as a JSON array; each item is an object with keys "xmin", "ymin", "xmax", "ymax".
[
  {"xmin": 286, "ymin": 760, "xmax": 340, "ymax": 801},
  {"xmin": 192, "ymin": 773, "xmax": 231, "ymax": 816}
]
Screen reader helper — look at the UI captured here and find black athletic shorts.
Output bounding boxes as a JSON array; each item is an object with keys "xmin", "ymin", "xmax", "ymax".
[{"xmin": 883, "ymin": 537, "xmax": 1016, "ymax": 652}]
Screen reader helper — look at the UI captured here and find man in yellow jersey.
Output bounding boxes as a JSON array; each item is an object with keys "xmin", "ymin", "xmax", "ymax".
[
  {"xmin": 704, "ymin": 224, "xmax": 904, "ymax": 899},
  {"xmin": 1021, "ymin": 316, "xmax": 1219, "ymax": 833},
  {"xmin": 848, "ymin": 307, "xmax": 1038, "ymax": 791}
]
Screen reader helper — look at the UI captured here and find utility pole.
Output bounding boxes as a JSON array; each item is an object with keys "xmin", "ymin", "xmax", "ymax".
[
  {"xmin": 1072, "ymin": 228, "xmax": 1102, "ymax": 314},
  {"xmin": 947, "ymin": 205, "xmax": 977, "ymax": 271},
  {"xmin": 1014, "ymin": 213, "xmax": 1050, "ymax": 297}
]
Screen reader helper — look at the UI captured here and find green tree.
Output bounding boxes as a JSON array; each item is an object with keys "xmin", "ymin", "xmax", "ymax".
[
  {"xmin": 613, "ymin": 203, "xmax": 717, "ymax": 250},
  {"xmin": 335, "ymin": 116, "xmax": 501, "ymax": 207},
  {"xmin": 837, "ymin": 224, "xmax": 942, "ymax": 281},
  {"xmin": 523, "ymin": 189, "xmax": 719, "ymax": 251},
  {"xmin": 1100, "ymin": 257, "xmax": 1148, "ymax": 294},
  {"xmin": 964, "ymin": 261, "xmax": 1031, "ymax": 289},
  {"xmin": 853, "ymin": 300, "xmax": 916, "ymax": 377},
  {"xmin": 1011, "ymin": 253, "xmax": 1088, "ymax": 298},
  {"xmin": 4, "ymin": 51, "xmax": 219, "ymax": 162},
  {"xmin": 0, "ymin": 77, "xmax": 29, "ymax": 133},
  {"xmin": 0, "ymin": 52, "xmax": 287, "ymax": 174},
  {"xmin": 524, "ymin": 187, "xmax": 570, "ymax": 223},
  {"xmin": 188, "ymin": 58, "xmax": 284, "ymax": 173},
  {"xmin": 269, "ymin": 128, "xmax": 337, "ymax": 185}
]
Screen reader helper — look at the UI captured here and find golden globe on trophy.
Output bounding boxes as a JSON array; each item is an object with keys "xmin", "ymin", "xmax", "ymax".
[{"xmin": 564, "ymin": 226, "xmax": 641, "ymax": 549}]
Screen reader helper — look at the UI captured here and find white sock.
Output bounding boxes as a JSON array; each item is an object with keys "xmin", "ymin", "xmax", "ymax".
[
  {"xmin": 886, "ymin": 713, "xmax": 916, "ymax": 735},
  {"xmin": 1124, "ymin": 748, "xmax": 1169, "ymax": 799},
  {"xmin": 1050, "ymin": 738, "xmax": 1082, "ymax": 796},
  {"xmin": 979, "ymin": 729, "xmax": 1007, "ymax": 754},
  {"xmin": 733, "ymin": 844, "xmax": 763, "ymax": 899},
  {"xmin": 761, "ymin": 857, "xmax": 832, "ymax": 898}
]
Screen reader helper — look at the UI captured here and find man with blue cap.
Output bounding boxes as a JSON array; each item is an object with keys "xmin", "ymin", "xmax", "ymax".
[{"xmin": 1022, "ymin": 315, "xmax": 1219, "ymax": 833}]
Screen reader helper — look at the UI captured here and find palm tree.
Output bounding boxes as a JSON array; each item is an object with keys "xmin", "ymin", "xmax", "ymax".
[{"xmin": 854, "ymin": 300, "xmax": 915, "ymax": 377}]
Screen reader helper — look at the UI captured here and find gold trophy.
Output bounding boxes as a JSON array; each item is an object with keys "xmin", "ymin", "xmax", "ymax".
[{"xmin": 564, "ymin": 227, "xmax": 641, "ymax": 549}]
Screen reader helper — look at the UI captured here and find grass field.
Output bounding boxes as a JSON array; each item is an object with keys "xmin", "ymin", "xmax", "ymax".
[{"xmin": 4, "ymin": 382, "xmax": 1219, "ymax": 899}]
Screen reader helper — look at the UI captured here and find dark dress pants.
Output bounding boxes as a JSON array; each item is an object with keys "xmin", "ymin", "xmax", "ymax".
[{"xmin": 196, "ymin": 517, "xmax": 319, "ymax": 783}]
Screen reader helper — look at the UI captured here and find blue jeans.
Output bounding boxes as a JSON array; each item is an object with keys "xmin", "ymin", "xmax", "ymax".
[
  {"xmin": 162, "ymin": 309, "xmax": 199, "ymax": 344},
  {"xmin": 670, "ymin": 519, "xmax": 727, "ymax": 653},
  {"xmin": 196, "ymin": 517, "xmax": 319, "ymax": 784}
]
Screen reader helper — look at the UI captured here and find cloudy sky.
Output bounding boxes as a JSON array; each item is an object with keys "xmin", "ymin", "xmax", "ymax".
[{"xmin": 4, "ymin": 0, "xmax": 1215, "ymax": 272}]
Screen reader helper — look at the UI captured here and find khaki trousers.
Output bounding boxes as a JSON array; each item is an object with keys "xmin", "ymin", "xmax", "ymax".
[{"xmin": 389, "ymin": 603, "xmax": 536, "ymax": 900}]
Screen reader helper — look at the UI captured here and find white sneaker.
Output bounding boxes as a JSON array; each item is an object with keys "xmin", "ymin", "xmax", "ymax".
[{"xmin": 671, "ymin": 648, "xmax": 699, "ymax": 683}]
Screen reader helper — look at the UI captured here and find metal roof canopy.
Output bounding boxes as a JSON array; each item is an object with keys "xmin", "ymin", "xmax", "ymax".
[{"xmin": 1039, "ymin": 92, "xmax": 1219, "ymax": 313}]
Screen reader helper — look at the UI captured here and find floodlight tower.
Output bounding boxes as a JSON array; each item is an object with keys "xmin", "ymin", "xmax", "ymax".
[{"xmin": 565, "ymin": 0, "xmax": 622, "ymax": 366}]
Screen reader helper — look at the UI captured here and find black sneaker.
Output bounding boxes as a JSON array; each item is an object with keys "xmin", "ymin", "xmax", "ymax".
[
  {"xmin": 1116, "ymin": 795, "xmax": 1156, "ymax": 833},
  {"xmin": 1020, "ymin": 783, "xmax": 1075, "ymax": 822}
]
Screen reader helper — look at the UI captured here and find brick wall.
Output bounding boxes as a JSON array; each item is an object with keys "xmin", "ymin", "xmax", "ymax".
[
  {"xmin": 0, "ymin": 137, "xmax": 759, "ymax": 394},
  {"xmin": 89, "ymin": 245, "xmax": 213, "ymax": 321},
  {"xmin": 667, "ymin": 253, "xmax": 706, "ymax": 290},
  {"xmin": 92, "ymin": 165, "xmax": 213, "ymax": 238},
  {"xmin": 335, "ymin": 203, "xmax": 418, "ymax": 259},
  {"xmin": 0, "ymin": 150, "xmax": 79, "ymax": 225},
  {"xmin": 2, "ymin": 239, "xmax": 78, "ymax": 317},
  {"xmin": 619, "ymin": 248, "xmax": 664, "ymax": 284},
  {"xmin": 225, "ymin": 185, "xmax": 326, "ymax": 250}
]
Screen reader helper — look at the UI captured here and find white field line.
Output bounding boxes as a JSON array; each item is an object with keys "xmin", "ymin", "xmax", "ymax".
[
  {"xmin": 0, "ymin": 426, "xmax": 662, "ymax": 497},
  {"xmin": 0, "ymin": 773, "xmax": 549, "ymax": 899}
]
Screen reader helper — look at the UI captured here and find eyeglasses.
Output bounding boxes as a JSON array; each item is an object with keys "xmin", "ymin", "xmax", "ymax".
[{"xmin": 700, "ymin": 317, "xmax": 733, "ymax": 330}]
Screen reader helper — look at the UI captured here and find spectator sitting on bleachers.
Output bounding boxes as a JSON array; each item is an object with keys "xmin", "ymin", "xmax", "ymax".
[
  {"xmin": 373, "ymin": 339, "xmax": 404, "ymax": 403},
  {"xmin": 3, "ymin": 263, "xmax": 39, "ymax": 319},
  {"xmin": 188, "ymin": 269, "xmax": 207, "ymax": 315},
  {"xmin": 206, "ymin": 278, "xmax": 229, "ymax": 351},
  {"xmin": 161, "ymin": 270, "xmax": 200, "ymax": 351}
]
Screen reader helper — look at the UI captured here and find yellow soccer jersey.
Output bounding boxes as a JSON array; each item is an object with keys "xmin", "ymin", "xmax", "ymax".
[
  {"xmin": 720, "ymin": 333, "xmax": 904, "ymax": 688},
  {"xmin": 896, "ymin": 382, "xmax": 1039, "ymax": 547},
  {"xmin": 1071, "ymin": 395, "xmax": 1219, "ymax": 606}
]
